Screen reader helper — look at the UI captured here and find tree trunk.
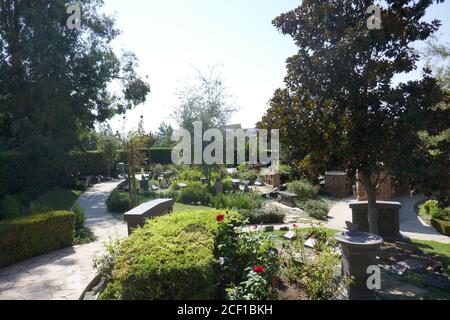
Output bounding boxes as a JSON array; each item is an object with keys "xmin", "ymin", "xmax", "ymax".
[{"xmin": 360, "ymin": 171, "xmax": 379, "ymax": 235}]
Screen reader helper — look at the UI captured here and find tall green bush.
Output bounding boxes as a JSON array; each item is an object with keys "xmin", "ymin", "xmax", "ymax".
[{"xmin": 107, "ymin": 190, "xmax": 132, "ymax": 213}]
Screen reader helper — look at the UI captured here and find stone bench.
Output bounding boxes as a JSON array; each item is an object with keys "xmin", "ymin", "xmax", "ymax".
[
  {"xmin": 277, "ymin": 191, "xmax": 298, "ymax": 208},
  {"xmin": 123, "ymin": 198, "xmax": 175, "ymax": 235}
]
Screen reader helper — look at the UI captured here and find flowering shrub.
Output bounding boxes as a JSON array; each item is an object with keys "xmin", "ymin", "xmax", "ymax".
[
  {"xmin": 281, "ymin": 225, "xmax": 350, "ymax": 300},
  {"xmin": 215, "ymin": 213, "xmax": 279, "ymax": 300},
  {"xmin": 227, "ymin": 269, "xmax": 271, "ymax": 300}
]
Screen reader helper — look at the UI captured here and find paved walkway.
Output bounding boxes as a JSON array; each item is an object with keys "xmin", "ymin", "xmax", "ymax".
[
  {"xmin": 326, "ymin": 195, "xmax": 450, "ymax": 244},
  {"xmin": 255, "ymin": 196, "xmax": 450, "ymax": 244},
  {"xmin": 0, "ymin": 181, "xmax": 127, "ymax": 300}
]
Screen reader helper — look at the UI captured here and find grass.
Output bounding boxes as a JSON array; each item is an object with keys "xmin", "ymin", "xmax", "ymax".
[
  {"xmin": 410, "ymin": 239, "xmax": 450, "ymax": 275},
  {"xmin": 173, "ymin": 203, "xmax": 215, "ymax": 213},
  {"xmin": 35, "ymin": 189, "xmax": 82, "ymax": 211}
]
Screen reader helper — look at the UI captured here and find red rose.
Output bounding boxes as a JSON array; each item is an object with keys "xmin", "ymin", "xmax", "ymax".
[
  {"xmin": 216, "ymin": 214, "xmax": 225, "ymax": 223},
  {"xmin": 253, "ymin": 265, "xmax": 266, "ymax": 273}
]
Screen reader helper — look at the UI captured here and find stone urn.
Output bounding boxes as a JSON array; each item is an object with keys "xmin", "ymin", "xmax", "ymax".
[{"xmin": 335, "ymin": 231, "xmax": 383, "ymax": 300}]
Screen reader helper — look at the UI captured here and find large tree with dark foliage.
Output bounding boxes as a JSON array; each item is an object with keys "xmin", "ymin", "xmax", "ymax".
[
  {"xmin": 258, "ymin": 0, "xmax": 449, "ymax": 234},
  {"xmin": 0, "ymin": 0, "xmax": 150, "ymax": 151}
]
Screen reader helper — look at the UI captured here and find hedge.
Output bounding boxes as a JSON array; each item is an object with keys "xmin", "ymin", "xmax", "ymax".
[
  {"xmin": 101, "ymin": 210, "xmax": 219, "ymax": 300},
  {"xmin": 431, "ymin": 218, "xmax": 450, "ymax": 236},
  {"xmin": 0, "ymin": 151, "xmax": 52, "ymax": 198},
  {"xmin": 118, "ymin": 148, "xmax": 173, "ymax": 165},
  {"xmin": 0, "ymin": 211, "xmax": 75, "ymax": 268},
  {"xmin": 0, "ymin": 151, "xmax": 107, "ymax": 199}
]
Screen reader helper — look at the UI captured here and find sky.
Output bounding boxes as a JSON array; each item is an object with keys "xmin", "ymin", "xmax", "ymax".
[{"xmin": 100, "ymin": 0, "xmax": 450, "ymax": 134}]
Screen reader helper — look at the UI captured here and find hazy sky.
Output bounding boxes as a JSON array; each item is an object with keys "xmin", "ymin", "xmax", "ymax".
[{"xmin": 101, "ymin": 0, "xmax": 450, "ymax": 134}]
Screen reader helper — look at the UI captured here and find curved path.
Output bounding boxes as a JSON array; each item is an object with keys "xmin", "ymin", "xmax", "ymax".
[{"xmin": 0, "ymin": 181, "xmax": 127, "ymax": 300}]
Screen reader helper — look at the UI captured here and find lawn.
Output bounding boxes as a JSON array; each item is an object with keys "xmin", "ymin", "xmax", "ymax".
[
  {"xmin": 411, "ymin": 239, "xmax": 450, "ymax": 275},
  {"xmin": 173, "ymin": 202, "xmax": 215, "ymax": 213},
  {"xmin": 35, "ymin": 189, "xmax": 82, "ymax": 211}
]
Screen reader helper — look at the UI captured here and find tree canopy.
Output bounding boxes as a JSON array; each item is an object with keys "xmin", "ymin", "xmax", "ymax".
[
  {"xmin": 0, "ymin": 0, "xmax": 150, "ymax": 151},
  {"xmin": 258, "ymin": 0, "xmax": 449, "ymax": 232}
]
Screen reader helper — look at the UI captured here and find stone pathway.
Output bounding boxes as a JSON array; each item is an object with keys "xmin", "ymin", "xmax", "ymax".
[
  {"xmin": 326, "ymin": 195, "xmax": 450, "ymax": 244},
  {"xmin": 257, "ymin": 196, "xmax": 450, "ymax": 244},
  {"xmin": 0, "ymin": 181, "xmax": 127, "ymax": 300}
]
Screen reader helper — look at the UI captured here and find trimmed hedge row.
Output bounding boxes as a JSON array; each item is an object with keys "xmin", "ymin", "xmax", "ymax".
[
  {"xmin": 101, "ymin": 210, "xmax": 220, "ymax": 300},
  {"xmin": 118, "ymin": 148, "xmax": 173, "ymax": 165},
  {"xmin": 0, "ymin": 211, "xmax": 75, "ymax": 268},
  {"xmin": 431, "ymin": 218, "xmax": 450, "ymax": 236},
  {"xmin": 0, "ymin": 151, "xmax": 107, "ymax": 199}
]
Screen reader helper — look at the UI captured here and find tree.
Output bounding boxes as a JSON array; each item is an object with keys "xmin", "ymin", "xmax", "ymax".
[
  {"xmin": 154, "ymin": 122, "xmax": 175, "ymax": 148},
  {"xmin": 173, "ymin": 66, "xmax": 237, "ymax": 185},
  {"xmin": 258, "ymin": 0, "xmax": 449, "ymax": 234},
  {"xmin": 123, "ymin": 133, "xmax": 146, "ymax": 208},
  {"xmin": 0, "ymin": 0, "xmax": 150, "ymax": 151},
  {"xmin": 99, "ymin": 135, "xmax": 120, "ymax": 178},
  {"xmin": 173, "ymin": 66, "xmax": 236, "ymax": 134}
]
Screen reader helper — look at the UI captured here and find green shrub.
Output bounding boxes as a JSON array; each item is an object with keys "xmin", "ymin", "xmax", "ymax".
[
  {"xmin": 304, "ymin": 200, "xmax": 329, "ymax": 221},
  {"xmin": 179, "ymin": 168, "xmax": 204, "ymax": 182},
  {"xmin": 0, "ymin": 211, "xmax": 75, "ymax": 268},
  {"xmin": 34, "ymin": 189, "xmax": 82, "ymax": 211},
  {"xmin": 100, "ymin": 210, "xmax": 219, "ymax": 300},
  {"xmin": 287, "ymin": 179, "xmax": 319, "ymax": 200},
  {"xmin": 215, "ymin": 213, "xmax": 280, "ymax": 298},
  {"xmin": 176, "ymin": 182, "xmax": 211, "ymax": 205},
  {"xmin": 72, "ymin": 203, "xmax": 85, "ymax": 234},
  {"xmin": 244, "ymin": 207, "xmax": 285, "ymax": 224},
  {"xmin": 107, "ymin": 190, "xmax": 131, "ymax": 213},
  {"xmin": 422, "ymin": 200, "xmax": 440, "ymax": 216},
  {"xmin": 431, "ymin": 219, "xmax": 450, "ymax": 236},
  {"xmin": 212, "ymin": 192, "xmax": 263, "ymax": 211},
  {"xmin": 222, "ymin": 178, "xmax": 234, "ymax": 193},
  {"xmin": 430, "ymin": 206, "xmax": 450, "ymax": 221},
  {"xmin": 237, "ymin": 169, "xmax": 259, "ymax": 182},
  {"xmin": 0, "ymin": 194, "xmax": 23, "ymax": 220},
  {"xmin": 71, "ymin": 203, "xmax": 94, "ymax": 245}
]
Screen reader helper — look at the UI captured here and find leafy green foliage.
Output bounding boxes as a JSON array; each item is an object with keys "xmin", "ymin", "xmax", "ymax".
[
  {"xmin": 100, "ymin": 210, "xmax": 220, "ymax": 300},
  {"xmin": 303, "ymin": 200, "xmax": 330, "ymax": 221},
  {"xmin": 211, "ymin": 192, "xmax": 263, "ymax": 211},
  {"xmin": 258, "ymin": 0, "xmax": 449, "ymax": 231},
  {"xmin": 34, "ymin": 189, "xmax": 82, "ymax": 212},
  {"xmin": 0, "ymin": 0, "xmax": 150, "ymax": 151},
  {"xmin": 106, "ymin": 190, "xmax": 132, "ymax": 213},
  {"xmin": 215, "ymin": 214, "xmax": 280, "ymax": 300},
  {"xmin": 243, "ymin": 207, "xmax": 285, "ymax": 225},
  {"xmin": 0, "ymin": 211, "xmax": 75, "ymax": 268},
  {"xmin": 0, "ymin": 194, "xmax": 23, "ymax": 220},
  {"xmin": 175, "ymin": 182, "xmax": 212, "ymax": 205},
  {"xmin": 179, "ymin": 168, "xmax": 204, "ymax": 181},
  {"xmin": 281, "ymin": 225, "xmax": 349, "ymax": 300},
  {"xmin": 287, "ymin": 180, "xmax": 319, "ymax": 200}
]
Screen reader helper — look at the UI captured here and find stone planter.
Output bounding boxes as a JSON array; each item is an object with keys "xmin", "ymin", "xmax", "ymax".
[
  {"xmin": 350, "ymin": 201, "xmax": 402, "ymax": 241},
  {"xmin": 335, "ymin": 231, "xmax": 383, "ymax": 300}
]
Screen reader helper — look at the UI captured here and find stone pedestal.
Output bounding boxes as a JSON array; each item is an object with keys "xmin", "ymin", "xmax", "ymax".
[
  {"xmin": 335, "ymin": 232, "xmax": 383, "ymax": 300},
  {"xmin": 350, "ymin": 201, "xmax": 402, "ymax": 241}
]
